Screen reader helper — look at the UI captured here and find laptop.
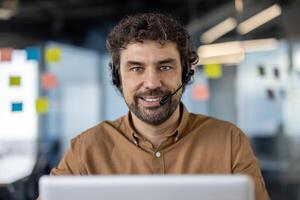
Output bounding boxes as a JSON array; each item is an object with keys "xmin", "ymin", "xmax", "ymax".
[{"xmin": 39, "ymin": 175, "xmax": 254, "ymax": 200}]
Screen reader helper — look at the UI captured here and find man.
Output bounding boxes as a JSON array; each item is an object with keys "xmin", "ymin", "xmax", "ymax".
[{"xmin": 48, "ymin": 13, "xmax": 269, "ymax": 199}]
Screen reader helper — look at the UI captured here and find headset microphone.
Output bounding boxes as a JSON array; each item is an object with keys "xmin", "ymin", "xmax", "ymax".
[{"xmin": 159, "ymin": 69, "xmax": 194, "ymax": 106}]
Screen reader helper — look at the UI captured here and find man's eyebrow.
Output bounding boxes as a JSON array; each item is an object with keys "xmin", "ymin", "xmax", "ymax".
[
  {"xmin": 125, "ymin": 58, "xmax": 177, "ymax": 66},
  {"xmin": 126, "ymin": 60, "xmax": 144, "ymax": 66},
  {"xmin": 156, "ymin": 58, "xmax": 177, "ymax": 65}
]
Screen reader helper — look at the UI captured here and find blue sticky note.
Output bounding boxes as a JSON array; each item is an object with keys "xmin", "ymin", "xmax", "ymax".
[
  {"xmin": 12, "ymin": 102, "xmax": 23, "ymax": 112},
  {"xmin": 26, "ymin": 47, "xmax": 40, "ymax": 61}
]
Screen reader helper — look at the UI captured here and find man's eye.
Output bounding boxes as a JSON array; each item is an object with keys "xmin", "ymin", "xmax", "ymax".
[
  {"xmin": 160, "ymin": 65, "xmax": 172, "ymax": 71},
  {"xmin": 129, "ymin": 66, "xmax": 143, "ymax": 72}
]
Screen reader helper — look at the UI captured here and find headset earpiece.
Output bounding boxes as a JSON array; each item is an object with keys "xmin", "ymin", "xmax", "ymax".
[
  {"xmin": 184, "ymin": 69, "xmax": 194, "ymax": 84},
  {"xmin": 188, "ymin": 69, "xmax": 194, "ymax": 77},
  {"xmin": 110, "ymin": 62, "xmax": 120, "ymax": 87},
  {"xmin": 182, "ymin": 60, "xmax": 194, "ymax": 84}
]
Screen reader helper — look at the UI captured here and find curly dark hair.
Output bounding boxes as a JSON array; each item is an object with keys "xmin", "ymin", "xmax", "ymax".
[{"xmin": 106, "ymin": 12, "xmax": 198, "ymax": 89}]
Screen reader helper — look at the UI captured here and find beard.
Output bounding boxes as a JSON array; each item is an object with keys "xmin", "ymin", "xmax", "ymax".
[{"xmin": 124, "ymin": 88, "xmax": 181, "ymax": 125}]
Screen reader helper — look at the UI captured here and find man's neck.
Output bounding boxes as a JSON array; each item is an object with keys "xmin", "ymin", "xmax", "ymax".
[{"xmin": 131, "ymin": 106, "xmax": 181, "ymax": 148}]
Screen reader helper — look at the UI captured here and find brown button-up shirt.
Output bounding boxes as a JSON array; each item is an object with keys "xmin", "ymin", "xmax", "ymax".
[{"xmin": 50, "ymin": 104, "xmax": 269, "ymax": 200}]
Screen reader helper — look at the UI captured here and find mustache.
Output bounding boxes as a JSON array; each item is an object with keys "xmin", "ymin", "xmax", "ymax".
[{"xmin": 135, "ymin": 88, "xmax": 172, "ymax": 97}]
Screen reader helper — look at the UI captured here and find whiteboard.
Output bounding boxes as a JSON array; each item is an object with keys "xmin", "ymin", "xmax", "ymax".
[{"xmin": 0, "ymin": 50, "xmax": 39, "ymax": 141}]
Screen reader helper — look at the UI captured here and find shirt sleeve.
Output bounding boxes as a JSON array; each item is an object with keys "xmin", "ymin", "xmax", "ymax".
[
  {"xmin": 231, "ymin": 127, "xmax": 270, "ymax": 200},
  {"xmin": 50, "ymin": 137, "xmax": 85, "ymax": 175},
  {"xmin": 36, "ymin": 138, "xmax": 84, "ymax": 200}
]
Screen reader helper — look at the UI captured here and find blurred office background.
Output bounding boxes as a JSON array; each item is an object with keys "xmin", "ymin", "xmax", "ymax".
[{"xmin": 0, "ymin": 0, "xmax": 300, "ymax": 199}]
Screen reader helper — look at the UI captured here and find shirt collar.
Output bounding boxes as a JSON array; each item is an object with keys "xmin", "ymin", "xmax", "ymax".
[
  {"xmin": 123, "ymin": 111, "xmax": 138, "ymax": 145},
  {"xmin": 122, "ymin": 102, "xmax": 190, "ymax": 145},
  {"xmin": 176, "ymin": 102, "xmax": 190, "ymax": 140}
]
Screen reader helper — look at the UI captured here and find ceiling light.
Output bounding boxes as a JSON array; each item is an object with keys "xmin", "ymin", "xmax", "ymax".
[
  {"xmin": 197, "ymin": 41, "xmax": 244, "ymax": 64},
  {"xmin": 237, "ymin": 4, "xmax": 282, "ymax": 35},
  {"xmin": 0, "ymin": 8, "xmax": 14, "ymax": 20},
  {"xmin": 197, "ymin": 38, "xmax": 279, "ymax": 65},
  {"xmin": 242, "ymin": 38, "xmax": 279, "ymax": 52},
  {"xmin": 201, "ymin": 17, "xmax": 237, "ymax": 44},
  {"xmin": 235, "ymin": 0, "xmax": 243, "ymax": 14}
]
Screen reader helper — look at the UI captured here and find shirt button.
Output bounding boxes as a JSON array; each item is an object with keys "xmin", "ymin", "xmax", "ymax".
[{"xmin": 155, "ymin": 151, "xmax": 161, "ymax": 158}]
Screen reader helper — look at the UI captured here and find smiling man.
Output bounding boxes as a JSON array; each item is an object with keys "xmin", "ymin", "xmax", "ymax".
[
  {"xmin": 119, "ymin": 41, "xmax": 184, "ymax": 147},
  {"xmin": 48, "ymin": 13, "xmax": 269, "ymax": 200}
]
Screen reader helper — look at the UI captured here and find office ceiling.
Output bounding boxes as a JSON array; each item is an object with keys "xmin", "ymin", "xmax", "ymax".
[{"xmin": 0, "ymin": 0, "xmax": 296, "ymax": 47}]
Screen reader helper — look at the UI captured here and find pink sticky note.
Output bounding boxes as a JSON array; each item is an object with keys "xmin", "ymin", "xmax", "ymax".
[
  {"xmin": 192, "ymin": 84, "xmax": 210, "ymax": 101},
  {"xmin": 42, "ymin": 72, "xmax": 58, "ymax": 90},
  {"xmin": 1, "ymin": 48, "xmax": 13, "ymax": 62}
]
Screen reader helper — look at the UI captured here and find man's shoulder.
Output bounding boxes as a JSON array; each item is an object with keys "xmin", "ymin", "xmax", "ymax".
[
  {"xmin": 186, "ymin": 112, "xmax": 247, "ymax": 147},
  {"xmin": 188, "ymin": 112, "xmax": 242, "ymax": 135},
  {"xmin": 70, "ymin": 115, "xmax": 127, "ymax": 146}
]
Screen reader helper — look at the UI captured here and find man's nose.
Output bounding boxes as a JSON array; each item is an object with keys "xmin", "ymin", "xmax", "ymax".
[{"xmin": 143, "ymin": 69, "xmax": 162, "ymax": 89}]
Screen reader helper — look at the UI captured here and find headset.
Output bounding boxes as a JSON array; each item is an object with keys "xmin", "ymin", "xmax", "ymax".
[
  {"xmin": 110, "ymin": 62, "xmax": 121, "ymax": 87},
  {"xmin": 110, "ymin": 60, "xmax": 194, "ymax": 105},
  {"xmin": 109, "ymin": 60, "xmax": 194, "ymax": 89}
]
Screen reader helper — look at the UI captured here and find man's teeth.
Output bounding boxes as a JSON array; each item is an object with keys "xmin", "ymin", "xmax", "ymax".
[{"xmin": 143, "ymin": 97, "xmax": 161, "ymax": 102}]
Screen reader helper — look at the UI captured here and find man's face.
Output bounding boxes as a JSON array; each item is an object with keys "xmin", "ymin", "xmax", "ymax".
[{"xmin": 119, "ymin": 40, "xmax": 183, "ymax": 125}]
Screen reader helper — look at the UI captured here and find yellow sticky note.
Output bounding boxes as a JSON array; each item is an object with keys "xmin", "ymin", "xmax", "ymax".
[
  {"xmin": 36, "ymin": 97, "xmax": 49, "ymax": 114},
  {"xmin": 45, "ymin": 48, "xmax": 61, "ymax": 63},
  {"xmin": 10, "ymin": 76, "xmax": 21, "ymax": 86},
  {"xmin": 203, "ymin": 64, "xmax": 222, "ymax": 79}
]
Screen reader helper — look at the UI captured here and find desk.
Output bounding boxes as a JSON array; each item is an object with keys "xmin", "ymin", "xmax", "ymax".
[{"xmin": 0, "ymin": 155, "xmax": 36, "ymax": 185}]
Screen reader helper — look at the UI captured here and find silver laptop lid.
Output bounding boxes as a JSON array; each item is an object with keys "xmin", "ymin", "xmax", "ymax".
[{"xmin": 39, "ymin": 175, "xmax": 254, "ymax": 200}]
